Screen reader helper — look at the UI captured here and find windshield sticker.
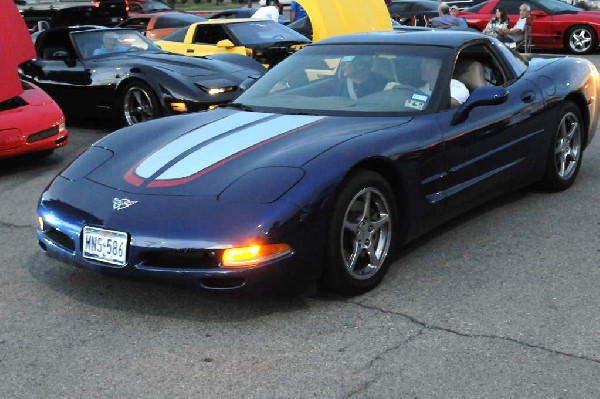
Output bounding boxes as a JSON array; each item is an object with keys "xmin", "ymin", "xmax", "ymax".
[
  {"xmin": 411, "ymin": 93, "xmax": 429, "ymax": 102},
  {"xmin": 405, "ymin": 99, "xmax": 426, "ymax": 110}
]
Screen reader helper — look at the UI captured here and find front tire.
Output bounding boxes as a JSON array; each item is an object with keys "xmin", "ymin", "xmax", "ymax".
[
  {"xmin": 322, "ymin": 170, "xmax": 397, "ymax": 295},
  {"xmin": 566, "ymin": 25, "xmax": 597, "ymax": 54},
  {"xmin": 540, "ymin": 101, "xmax": 583, "ymax": 190},
  {"xmin": 117, "ymin": 81, "xmax": 161, "ymax": 126}
]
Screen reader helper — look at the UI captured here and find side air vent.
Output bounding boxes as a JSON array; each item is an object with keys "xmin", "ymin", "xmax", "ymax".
[{"xmin": 45, "ymin": 228, "xmax": 75, "ymax": 252}]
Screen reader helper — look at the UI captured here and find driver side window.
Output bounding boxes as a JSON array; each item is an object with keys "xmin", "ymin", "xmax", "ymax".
[
  {"xmin": 453, "ymin": 43, "xmax": 507, "ymax": 95},
  {"xmin": 192, "ymin": 25, "xmax": 230, "ymax": 45}
]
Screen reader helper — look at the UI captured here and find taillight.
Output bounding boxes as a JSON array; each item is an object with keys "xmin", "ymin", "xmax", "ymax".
[{"xmin": 92, "ymin": 1, "xmax": 100, "ymax": 7}]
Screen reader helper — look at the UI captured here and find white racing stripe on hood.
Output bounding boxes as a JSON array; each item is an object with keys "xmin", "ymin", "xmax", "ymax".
[
  {"xmin": 136, "ymin": 112, "xmax": 271, "ymax": 179},
  {"xmin": 155, "ymin": 114, "xmax": 323, "ymax": 181}
]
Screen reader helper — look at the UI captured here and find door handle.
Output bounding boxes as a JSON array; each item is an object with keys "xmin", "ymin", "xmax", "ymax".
[
  {"xmin": 186, "ymin": 49, "xmax": 194, "ymax": 53},
  {"xmin": 521, "ymin": 91, "xmax": 535, "ymax": 103}
]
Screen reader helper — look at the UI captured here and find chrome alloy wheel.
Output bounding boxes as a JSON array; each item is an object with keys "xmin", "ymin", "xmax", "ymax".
[
  {"xmin": 555, "ymin": 111, "xmax": 582, "ymax": 181},
  {"xmin": 123, "ymin": 86, "xmax": 155, "ymax": 125},
  {"xmin": 340, "ymin": 187, "xmax": 392, "ymax": 280},
  {"xmin": 569, "ymin": 27, "xmax": 593, "ymax": 53}
]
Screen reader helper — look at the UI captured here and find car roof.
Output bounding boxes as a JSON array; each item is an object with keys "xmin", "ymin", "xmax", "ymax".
[
  {"xmin": 42, "ymin": 25, "xmax": 114, "ymax": 35},
  {"xmin": 196, "ymin": 18, "xmax": 270, "ymax": 25},
  {"xmin": 125, "ymin": 11, "xmax": 175, "ymax": 18},
  {"xmin": 390, "ymin": 0, "xmax": 440, "ymax": 3},
  {"xmin": 316, "ymin": 30, "xmax": 488, "ymax": 47},
  {"xmin": 213, "ymin": 7, "xmax": 257, "ymax": 13}
]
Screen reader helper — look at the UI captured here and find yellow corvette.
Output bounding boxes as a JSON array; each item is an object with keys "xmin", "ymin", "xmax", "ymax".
[{"xmin": 156, "ymin": 19, "xmax": 310, "ymax": 69}]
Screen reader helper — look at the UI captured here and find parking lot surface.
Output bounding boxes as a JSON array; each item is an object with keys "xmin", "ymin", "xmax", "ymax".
[{"xmin": 1, "ymin": 53, "xmax": 599, "ymax": 398}]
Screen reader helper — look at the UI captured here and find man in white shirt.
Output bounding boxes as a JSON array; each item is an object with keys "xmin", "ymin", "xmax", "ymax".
[
  {"xmin": 251, "ymin": 0, "xmax": 280, "ymax": 22},
  {"xmin": 496, "ymin": 4, "xmax": 530, "ymax": 45},
  {"xmin": 420, "ymin": 57, "xmax": 469, "ymax": 108}
]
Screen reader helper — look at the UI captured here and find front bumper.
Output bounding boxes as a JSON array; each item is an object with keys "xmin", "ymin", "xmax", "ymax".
[{"xmin": 36, "ymin": 227, "xmax": 311, "ymax": 292}]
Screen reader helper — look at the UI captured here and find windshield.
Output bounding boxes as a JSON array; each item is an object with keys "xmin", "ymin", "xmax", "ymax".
[
  {"xmin": 72, "ymin": 29, "xmax": 162, "ymax": 59},
  {"xmin": 536, "ymin": 0, "xmax": 581, "ymax": 12},
  {"xmin": 144, "ymin": 1, "xmax": 171, "ymax": 12},
  {"xmin": 227, "ymin": 21, "xmax": 310, "ymax": 45},
  {"xmin": 233, "ymin": 44, "xmax": 452, "ymax": 115}
]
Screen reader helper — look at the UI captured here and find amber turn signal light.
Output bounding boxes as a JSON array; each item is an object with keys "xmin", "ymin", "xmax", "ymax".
[{"xmin": 222, "ymin": 244, "xmax": 291, "ymax": 268}]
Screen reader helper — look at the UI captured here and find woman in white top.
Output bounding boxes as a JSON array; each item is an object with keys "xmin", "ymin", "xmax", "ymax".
[
  {"xmin": 251, "ymin": 0, "xmax": 280, "ymax": 22},
  {"xmin": 483, "ymin": 8, "xmax": 509, "ymax": 37}
]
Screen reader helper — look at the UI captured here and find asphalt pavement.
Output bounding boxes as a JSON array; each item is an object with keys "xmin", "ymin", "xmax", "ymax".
[{"xmin": 1, "ymin": 53, "xmax": 599, "ymax": 398}]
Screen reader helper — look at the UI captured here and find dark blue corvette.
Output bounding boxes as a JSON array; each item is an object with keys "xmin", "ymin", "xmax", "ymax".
[{"xmin": 37, "ymin": 31, "xmax": 599, "ymax": 294}]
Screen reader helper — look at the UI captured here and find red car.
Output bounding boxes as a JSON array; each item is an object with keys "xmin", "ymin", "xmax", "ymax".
[
  {"xmin": 461, "ymin": 0, "xmax": 600, "ymax": 53},
  {"xmin": 128, "ymin": 0, "xmax": 172, "ymax": 17},
  {"xmin": 0, "ymin": 80, "xmax": 68, "ymax": 159}
]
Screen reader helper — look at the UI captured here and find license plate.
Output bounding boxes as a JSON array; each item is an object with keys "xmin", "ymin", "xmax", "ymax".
[
  {"xmin": 111, "ymin": 17, "xmax": 119, "ymax": 22},
  {"xmin": 82, "ymin": 226, "xmax": 128, "ymax": 266}
]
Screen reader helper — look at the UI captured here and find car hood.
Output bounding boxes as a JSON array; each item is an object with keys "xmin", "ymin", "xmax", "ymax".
[
  {"xmin": 295, "ymin": 0, "xmax": 392, "ymax": 42},
  {"xmin": 95, "ymin": 51, "xmax": 258, "ymax": 77},
  {"xmin": 78, "ymin": 108, "xmax": 411, "ymax": 197},
  {"xmin": 0, "ymin": 2, "xmax": 36, "ymax": 102}
]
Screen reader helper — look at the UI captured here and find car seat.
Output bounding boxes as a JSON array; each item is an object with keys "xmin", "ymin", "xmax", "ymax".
[
  {"xmin": 453, "ymin": 58, "xmax": 487, "ymax": 92},
  {"xmin": 372, "ymin": 56, "xmax": 398, "ymax": 83}
]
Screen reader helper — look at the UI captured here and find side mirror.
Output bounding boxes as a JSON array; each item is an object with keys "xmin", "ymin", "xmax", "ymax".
[
  {"xmin": 51, "ymin": 50, "xmax": 76, "ymax": 67},
  {"xmin": 53, "ymin": 50, "xmax": 69, "ymax": 60},
  {"xmin": 530, "ymin": 10, "xmax": 546, "ymax": 17},
  {"xmin": 239, "ymin": 74, "xmax": 260, "ymax": 92},
  {"xmin": 451, "ymin": 86, "xmax": 509, "ymax": 125},
  {"xmin": 216, "ymin": 39, "xmax": 236, "ymax": 49}
]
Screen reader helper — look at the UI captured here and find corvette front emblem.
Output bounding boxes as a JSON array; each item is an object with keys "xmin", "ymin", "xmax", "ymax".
[{"xmin": 113, "ymin": 198, "xmax": 138, "ymax": 211}]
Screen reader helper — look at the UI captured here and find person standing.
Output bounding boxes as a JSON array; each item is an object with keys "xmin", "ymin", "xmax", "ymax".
[
  {"xmin": 252, "ymin": 0, "xmax": 280, "ymax": 22},
  {"xmin": 290, "ymin": 1, "xmax": 307, "ymax": 22}
]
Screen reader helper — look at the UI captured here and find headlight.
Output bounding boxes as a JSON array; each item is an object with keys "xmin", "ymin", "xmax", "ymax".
[
  {"xmin": 170, "ymin": 102, "xmax": 188, "ymax": 112},
  {"xmin": 58, "ymin": 122, "xmax": 66, "ymax": 133},
  {"xmin": 195, "ymin": 82, "xmax": 237, "ymax": 95},
  {"xmin": 222, "ymin": 244, "xmax": 292, "ymax": 268}
]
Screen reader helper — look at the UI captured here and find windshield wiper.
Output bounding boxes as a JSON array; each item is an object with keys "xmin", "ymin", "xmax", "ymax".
[
  {"xmin": 223, "ymin": 102, "xmax": 256, "ymax": 112},
  {"xmin": 283, "ymin": 110, "xmax": 312, "ymax": 115}
]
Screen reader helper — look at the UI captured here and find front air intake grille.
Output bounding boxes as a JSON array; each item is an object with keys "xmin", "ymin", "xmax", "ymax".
[
  {"xmin": 0, "ymin": 96, "xmax": 27, "ymax": 112},
  {"xmin": 45, "ymin": 228, "xmax": 75, "ymax": 252},
  {"xmin": 141, "ymin": 250, "xmax": 220, "ymax": 269},
  {"xmin": 27, "ymin": 126, "xmax": 59, "ymax": 143}
]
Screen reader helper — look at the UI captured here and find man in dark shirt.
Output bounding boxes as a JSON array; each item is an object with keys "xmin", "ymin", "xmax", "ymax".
[{"xmin": 339, "ymin": 56, "xmax": 387, "ymax": 99}]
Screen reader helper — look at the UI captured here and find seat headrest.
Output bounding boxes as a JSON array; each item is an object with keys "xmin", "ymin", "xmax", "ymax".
[{"xmin": 454, "ymin": 58, "xmax": 486, "ymax": 92}]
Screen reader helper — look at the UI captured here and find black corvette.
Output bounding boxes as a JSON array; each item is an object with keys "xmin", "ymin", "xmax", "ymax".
[{"xmin": 20, "ymin": 27, "xmax": 266, "ymax": 126}]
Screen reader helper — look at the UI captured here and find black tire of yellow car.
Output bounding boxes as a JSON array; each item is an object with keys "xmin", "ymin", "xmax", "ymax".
[
  {"xmin": 566, "ymin": 25, "xmax": 597, "ymax": 54},
  {"xmin": 117, "ymin": 81, "xmax": 161, "ymax": 127},
  {"xmin": 540, "ymin": 101, "xmax": 584, "ymax": 191},
  {"xmin": 321, "ymin": 170, "xmax": 397, "ymax": 295}
]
